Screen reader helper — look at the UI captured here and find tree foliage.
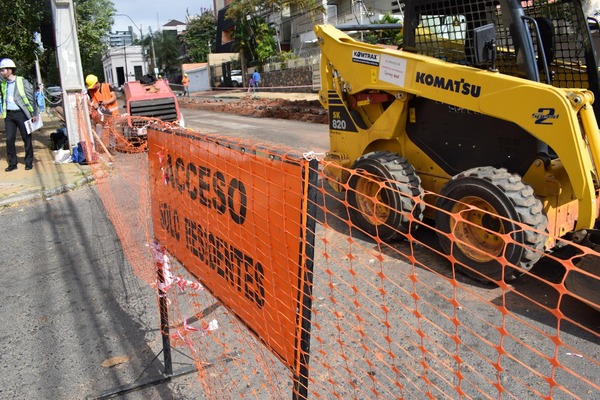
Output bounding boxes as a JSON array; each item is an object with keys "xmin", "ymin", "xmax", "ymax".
[
  {"xmin": 226, "ymin": 0, "xmax": 323, "ymax": 66},
  {"xmin": 154, "ymin": 31, "xmax": 183, "ymax": 75},
  {"xmin": 227, "ymin": 0, "xmax": 323, "ymax": 20},
  {"xmin": 253, "ymin": 21, "xmax": 278, "ymax": 64},
  {"xmin": 0, "ymin": 0, "xmax": 114, "ymax": 84},
  {"xmin": 74, "ymin": 0, "xmax": 115, "ymax": 76},
  {"xmin": 182, "ymin": 11, "xmax": 216, "ymax": 63},
  {"xmin": 363, "ymin": 14, "xmax": 403, "ymax": 47},
  {"xmin": 229, "ymin": 16, "xmax": 278, "ymax": 65},
  {"xmin": 0, "ymin": 0, "xmax": 48, "ymax": 79}
]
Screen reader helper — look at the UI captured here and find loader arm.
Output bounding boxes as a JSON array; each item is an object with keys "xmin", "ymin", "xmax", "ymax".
[{"xmin": 316, "ymin": 24, "xmax": 600, "ymax": 230}]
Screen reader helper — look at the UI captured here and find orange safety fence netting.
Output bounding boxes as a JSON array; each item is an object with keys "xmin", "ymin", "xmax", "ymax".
[{"xmin": 74, "ymin": 101, "xmax": 599, "ymax": 399}]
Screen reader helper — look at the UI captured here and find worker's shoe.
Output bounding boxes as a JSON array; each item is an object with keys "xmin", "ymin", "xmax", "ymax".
[
  {"xmin": 25, "ymin": 164, "xmax": 33, "ymax": 170},
  {"xmin": 5, "ymin": 165, "xmax": 17, "ymax": 172}
]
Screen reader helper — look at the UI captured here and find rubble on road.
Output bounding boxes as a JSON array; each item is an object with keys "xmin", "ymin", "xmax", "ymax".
[{"xmin": 178, "ymin": 96, "xmax": 328, "ymax": 124}]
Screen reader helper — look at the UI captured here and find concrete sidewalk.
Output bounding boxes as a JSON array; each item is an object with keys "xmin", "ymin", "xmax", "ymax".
[{"xmin": 0, "ymin": 109, "xmax": 93, "ymax": 207}]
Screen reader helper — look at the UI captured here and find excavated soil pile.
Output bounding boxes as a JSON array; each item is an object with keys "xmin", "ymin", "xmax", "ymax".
[{"xmin": 179, "ymin": 96, "xmax": 328, "ymax": 124}]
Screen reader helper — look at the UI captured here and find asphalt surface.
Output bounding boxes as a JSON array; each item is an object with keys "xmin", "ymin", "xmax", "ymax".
[{"xmin": 0, "ymin": 186, "xmax": 205, "ymax": 399}]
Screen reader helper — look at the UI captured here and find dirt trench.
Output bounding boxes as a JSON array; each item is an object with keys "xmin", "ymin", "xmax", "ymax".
[{"xmin": 178, "ymin": 96, "xmax": 329, "ymax": 124}]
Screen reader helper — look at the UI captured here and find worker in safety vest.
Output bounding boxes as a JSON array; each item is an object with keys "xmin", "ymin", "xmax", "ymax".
[
  {"xmin": 85, "ymin": 74, "xmax": 119, "ymax": 118},
  {"xmin": 0, "ymin": 58, "xmax": 39, "ymax": 172},
  {"xmin": 182, "ymin": 73, "xmax": 190, "ymax": 97}
]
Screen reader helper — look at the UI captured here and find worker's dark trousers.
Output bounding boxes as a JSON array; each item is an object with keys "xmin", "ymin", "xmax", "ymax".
[{"xmin": 4, "ymin": 109, "xmax": 33, "ymax": 167}]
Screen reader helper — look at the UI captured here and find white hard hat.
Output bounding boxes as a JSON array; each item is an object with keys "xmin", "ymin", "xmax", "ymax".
[{"xmin": 0, "ymin": 58, "xmax": 16, "ymax": 69}]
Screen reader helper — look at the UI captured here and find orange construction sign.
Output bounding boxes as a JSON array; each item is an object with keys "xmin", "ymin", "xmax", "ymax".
[{"xmin": 148, "ymin": 127, "xmax": 313, "ymax": 371}]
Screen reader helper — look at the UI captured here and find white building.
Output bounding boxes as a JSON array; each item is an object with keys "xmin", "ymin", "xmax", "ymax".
[
  {"xmin": 101, "ymin": 45, "xmax": 147, "ymax": 87},
  {"xmin": 162, "ymin": 19, "xmax": 187, "ymax": 35}
]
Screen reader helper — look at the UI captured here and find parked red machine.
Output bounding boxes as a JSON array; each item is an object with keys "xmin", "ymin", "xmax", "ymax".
[{"xmin": 122, "ymin": 78, "xmax": 185, "ymax": 141}]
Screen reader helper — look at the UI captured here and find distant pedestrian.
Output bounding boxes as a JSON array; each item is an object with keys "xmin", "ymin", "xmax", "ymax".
[
  {"xmin": 35, "ymin": 85, "xmax": 45, "ymax": 112},
  {"xmin": 182, "ymin": 73, "xmax": 190, "ymax": 97},
  {"xmin": 248, "ymin": 77, "xmax": 255, "ymax": 93},
  {"xmin": 0, "ymin": 58, "xmax": 39, "ymax": 172},
  {"xmin": 252, "ymin": 70, "xmax": 260, "ymax": 92}
]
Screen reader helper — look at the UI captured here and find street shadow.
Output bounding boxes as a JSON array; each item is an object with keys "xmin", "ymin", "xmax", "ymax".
[
  {"xmin": 0, "ymin": 183, "xmax": 181, "ymax": 398},
  {"xmin": 311, "ymin": 179, "xmax": 600, "ymax": 341}
]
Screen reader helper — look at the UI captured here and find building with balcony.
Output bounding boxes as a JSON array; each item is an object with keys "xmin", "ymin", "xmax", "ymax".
[
  {"xmin": 213, "ymin": 0, "xmax": 403, "ymax": 58},
  {"xmin": 109, "ymin": 27, "xmax": 137, "ymax": 47}
]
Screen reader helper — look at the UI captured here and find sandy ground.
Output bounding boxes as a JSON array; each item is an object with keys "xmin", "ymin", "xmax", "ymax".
[{"xmin": 178, "ymin": 96, "xmax": 328, "ymax": 124}]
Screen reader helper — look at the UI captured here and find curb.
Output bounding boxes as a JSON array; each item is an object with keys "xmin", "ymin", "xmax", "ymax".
[{"xmin": 0, "ymin": 173, "xmax": 95, "ymax": 208}]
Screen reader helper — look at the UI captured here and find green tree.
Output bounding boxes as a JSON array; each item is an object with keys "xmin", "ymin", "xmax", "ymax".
[
  {"xmin": 74, "ymin": 0, "xmax": 115, "ymax": 76},
  {"xmin": 182, "ymin": 11, "xmax": 216, "ymax": 63},
  {"xmin": 0, "ymin": 0, "xmax": 115, "ymax": 84},
  {"xmin": 0, "ymin": 0, "xmax": 48, "ymax": 79},
  {"xmin": 154, "ymin": 30, "xmax": 183, "ymax": 75},
  {"xmin": 363, "ymin": 14, "xmax": 403, "ymax": 47},
  {"xmin": 254, "ymin": 21, "xmax": 278, "ymax": 64},
  {"xmin": 226, "ymin": 0, "xmax": 323, "ymax": 69},
  {"xmin": 227, "ymin": 0, "xmax": 322, "ymax": 21},
  {"xmin": 229, "ymin": 17, "xmax": 252, "ymax": 64}
]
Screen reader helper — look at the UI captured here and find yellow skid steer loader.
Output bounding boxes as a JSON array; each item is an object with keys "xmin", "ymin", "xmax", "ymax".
[{"xmin": 316, "ymin": 0, "xmax": 600, "ymax": 307}]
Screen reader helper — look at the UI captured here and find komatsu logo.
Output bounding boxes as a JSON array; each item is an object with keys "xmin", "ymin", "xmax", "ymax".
[
  {"xmin": 415, "ymin": 72, "xmax": 481, "ymax": 98},
  {"xmin": 352, "ymin": 50, "xmax": 380, "ymax": 66}
]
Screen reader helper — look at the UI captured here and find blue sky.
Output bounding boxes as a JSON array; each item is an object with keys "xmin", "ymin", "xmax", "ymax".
[{"xmin": 111, "ymin": 0, "xmax": 214, "ymax": 35}]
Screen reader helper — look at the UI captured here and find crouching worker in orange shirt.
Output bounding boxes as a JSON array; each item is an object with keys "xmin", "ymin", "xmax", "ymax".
[
  {"xmin": 85, "ymin": 74, "xmax": 121, "ymax": 152},
  {"xmin": 85, "ymin": 74, "xmax": 119, "ymax": 122}
]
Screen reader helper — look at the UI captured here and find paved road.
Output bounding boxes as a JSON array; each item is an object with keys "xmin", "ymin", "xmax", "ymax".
[
  {"xmin": 0, "ymin": 186, "xmax": 202, "ymax": 399},
  {"xmin": 181, "ymin": 108, "xmax": 329, "ymax": 152}
]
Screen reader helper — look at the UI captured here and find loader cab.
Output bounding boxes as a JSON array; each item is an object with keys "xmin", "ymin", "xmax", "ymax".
[{"xmin": 402, "ymin": 0, "xmax": 600, "ymax": 116}]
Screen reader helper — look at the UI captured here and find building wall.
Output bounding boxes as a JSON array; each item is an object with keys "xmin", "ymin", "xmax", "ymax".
[
  {"xmin": 207, "ymin": 53, "xmax": 239, "ymax": 65},
  {"xmin": 101, "ymin": 45, "xmax": 147, "ymax": 87},
  {"xmin": 188, "ymin": 67, "xmax": 211, "ymax": 92},
  {"xmin": 162, "ymin": 24, "xmax": 187, "ymax": 35},
  {"xmin": 260, "ymin": 65, "xmax": 316, "ymax": 93},
  {"xmin": 215, "ymin": 6, "xmax": 236, "ymax": 53},
  {"xmin": 213, "ymin": 0, "xmax": 399, "ymax": 58}
]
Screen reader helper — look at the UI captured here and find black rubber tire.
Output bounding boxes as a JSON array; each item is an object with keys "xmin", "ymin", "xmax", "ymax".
[
  {"xmin": 347, "ymin": 151, "xmax": 424, "ymax": 242},
  {"xmin": 435, "ymin": 167, "xmax": 547, "ymax": 282}
]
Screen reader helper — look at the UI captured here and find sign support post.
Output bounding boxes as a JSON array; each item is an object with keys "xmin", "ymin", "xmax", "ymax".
[{"xmin": 292, "ymin": 158, "xmax": 319, "ymax": 400}]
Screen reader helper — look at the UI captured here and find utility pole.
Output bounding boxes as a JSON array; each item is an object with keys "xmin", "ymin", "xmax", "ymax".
[
  {"xmin": 149, "ymin": 26, "xmax": 158, "ymax": 76},
  {"xmin": 51, "ymin": 0, "xmax": 91, "ymax": 152},
  {"xmin": 123, "ymin": 44, "xmax": 128, "ymax": 84},
  {"xmin": 34, "ymin": 53, "xmax": 43, "ymax": 89}
]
